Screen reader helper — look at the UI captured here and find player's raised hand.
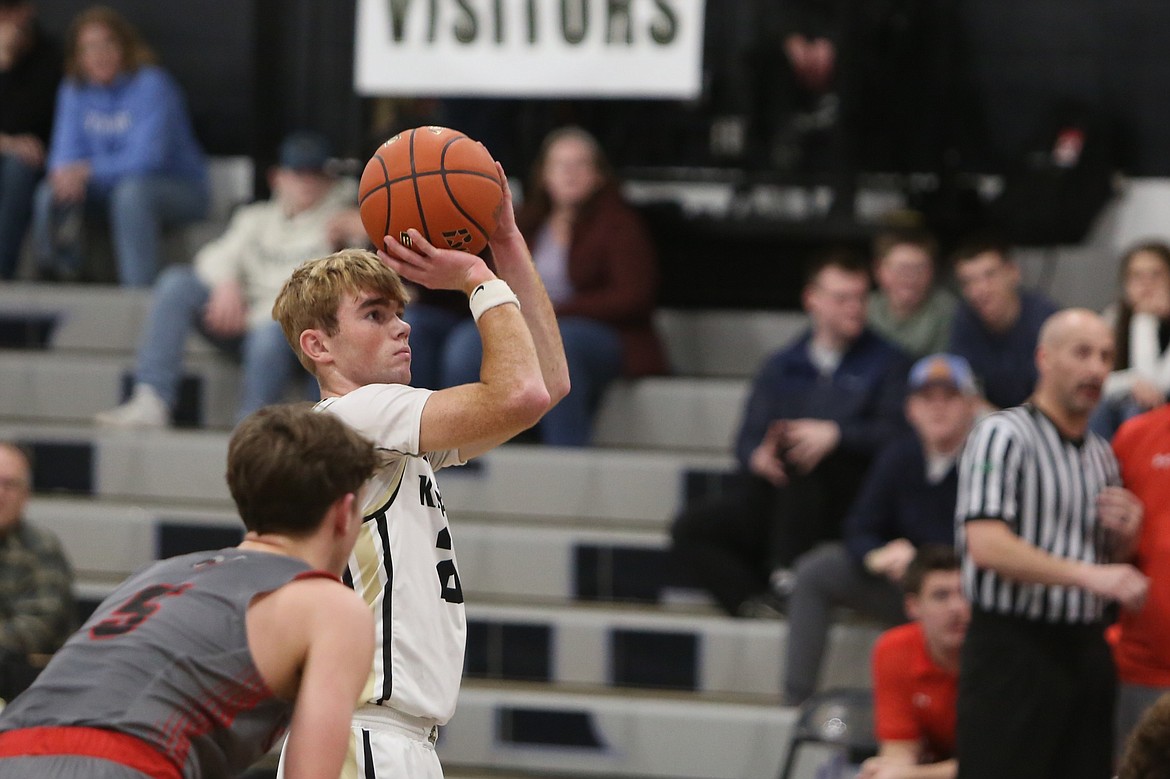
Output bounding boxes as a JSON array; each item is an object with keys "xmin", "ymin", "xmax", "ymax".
[
  {"xmin": 486, "ymin": 162, "xmax": 534, "ymax": 278},
  {"xmin": 379, "ymin": 228, "xmax": 494, "ymax": 296},
  {"xmin": 490, "ymin": 163, "xmax": 521, "ymax": 242}
]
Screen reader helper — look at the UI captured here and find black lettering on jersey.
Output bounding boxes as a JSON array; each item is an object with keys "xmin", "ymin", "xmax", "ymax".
[
  {"xmin": 435, "ymin": 527, "xmax": 463, "ymax": 603},
  {"xmin": 436, "ymin": 559, "xmax": 464, "ymax": 604},
  {"xmin": 90, "ymin": 583, "xmax": 193, "ymax": 640},
  {"xmin": 419, "ymin": 474, "xmax": 447, "ymax": 515}
]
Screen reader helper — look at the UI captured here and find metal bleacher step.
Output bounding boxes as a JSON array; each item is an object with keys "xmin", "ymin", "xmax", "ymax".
[
  {"xmin": 0, "ymin": 281, "xmax": 801, "ymax": 452},
  {"xmin": 68, "ymin": 576, "xmax": 879, "ymax": 705},
  {"xmin": 439, "ymin": 679, "xmax": 813, "ymax": 779},
  {"xmin": 0, "ymin": 423, "xmax": 733, "ymax": 525},
  {"xmin": 592, "ymin": 376, "xmax": 747, "ymax": 452},
  {"xmin": 0, "ymin": 283, "xmax": 808, "ymax": 381},
  {"xmin": 0, "ymin": 348, "xmax": 240, "ymax": 429},
  {"xmin": 34, "ymin": 494, "xmax": 685, "ymax": 600},
  {"xmin": 1, "ymin": 347, "xmax": 748, "ymax": 452},
  {"xmin": 654, "ymin": 308, "xmax": 807, "ymax": 379},
  {"xmin": 0, "ymin": 283, "xmax": 152, "ymax": 354},
  {"xmin": 460, "ymin": 599, "xmax": 878, "ymax": 700}
]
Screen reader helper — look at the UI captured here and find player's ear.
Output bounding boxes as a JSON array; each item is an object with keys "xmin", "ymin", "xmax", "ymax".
[
  {"xmin": 329, "ymin": 492, "xmax": 357, "ymax": 537},
  {"xmin": 300, "ymin": 328, "xmax": 331, "ymax": 365}
]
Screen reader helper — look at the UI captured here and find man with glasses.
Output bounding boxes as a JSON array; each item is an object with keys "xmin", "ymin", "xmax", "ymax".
[{"xmin": 0, "ymin": 443, "xmax": 73, "ymax": 699}]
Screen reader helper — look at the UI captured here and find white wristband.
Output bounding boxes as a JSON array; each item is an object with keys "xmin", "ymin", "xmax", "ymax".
[{"xmin": 468, "ymin": 279, "xmax": 520, "ymax": 323}]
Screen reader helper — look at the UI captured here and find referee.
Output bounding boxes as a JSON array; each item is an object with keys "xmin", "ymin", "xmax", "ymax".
[{"xmin": 955, "ymin": 308, "xmax": 1148, "ymax": 779}]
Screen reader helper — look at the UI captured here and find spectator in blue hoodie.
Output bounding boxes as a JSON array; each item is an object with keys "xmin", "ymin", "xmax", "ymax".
[{"xmin": 29, "ymin": 5, "xmax": 207, "ymax": 286}]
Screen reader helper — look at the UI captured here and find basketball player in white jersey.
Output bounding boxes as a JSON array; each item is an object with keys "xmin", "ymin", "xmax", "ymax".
[{"xmin": 272, "ymin": 165, "xmax": 569, "ymax": 778}]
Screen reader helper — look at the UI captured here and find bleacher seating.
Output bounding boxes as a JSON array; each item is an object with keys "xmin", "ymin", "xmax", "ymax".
[
  {"xmin": 9, "ymin": 157, "xmax": 253, "ymax": 284},
  {"xmin": 0, "ymin": 271, "xmax": 893, "ymax": 779}
]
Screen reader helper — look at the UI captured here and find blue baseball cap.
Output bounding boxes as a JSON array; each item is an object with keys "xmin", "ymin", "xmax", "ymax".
[
  {"xmin": 908, "ymin": 353, "xmax": 978, "ymax": 395},
  {"xmin": 278, "ymin": 131, "xmax": 332, "ymax": 173}
]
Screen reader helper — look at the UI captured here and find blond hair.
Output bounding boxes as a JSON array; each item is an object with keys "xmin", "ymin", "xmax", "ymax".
[{"xmin": 272, "ymin": 249, "xmax": 409, "ymax": 374}]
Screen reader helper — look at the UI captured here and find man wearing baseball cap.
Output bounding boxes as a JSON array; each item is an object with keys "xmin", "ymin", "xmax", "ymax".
[
  {"xmin": 95, "ymin": 131, "xmax": 361, "ymax": 429},
  {"xmin": 783, "ymin": 353, "xmax": 980, "ymax": 706}
]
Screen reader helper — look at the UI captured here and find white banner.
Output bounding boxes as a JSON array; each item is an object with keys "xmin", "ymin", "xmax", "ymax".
[{"xmin": 354, "ymin": 0, "xmax": 706, "ymax": 98}]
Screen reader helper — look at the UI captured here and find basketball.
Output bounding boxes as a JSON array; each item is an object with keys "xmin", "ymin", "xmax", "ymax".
[{"xmin": 358, "ymin": 126, "xmax": 504, "ymax": 256}]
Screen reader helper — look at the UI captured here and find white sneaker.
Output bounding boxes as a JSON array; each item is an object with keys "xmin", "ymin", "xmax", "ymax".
[{"xmin": 94, "ymin": 384, "xmax": 169, "ymax": 429}]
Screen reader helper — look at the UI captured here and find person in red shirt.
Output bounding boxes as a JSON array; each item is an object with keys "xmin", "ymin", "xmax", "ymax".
[
  {"xmin": 860, "ymin": 545, "xmax": 969, "ymax": 779},
  {"xmin": 1112, "ymin": 404, "xmax": 1170, "ymax": 754}
]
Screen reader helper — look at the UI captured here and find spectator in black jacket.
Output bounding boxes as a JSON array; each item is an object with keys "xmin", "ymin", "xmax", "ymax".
[
  {"xmin": 0, "ymin": 0, "xmax": 59, "ymax": 279},
  {"xmin": 670, "ymin": 251, "xmax": 909, "ymax": 619}
]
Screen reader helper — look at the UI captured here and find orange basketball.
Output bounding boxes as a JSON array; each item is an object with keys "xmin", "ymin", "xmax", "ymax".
[{"xmin": 358, "ymin": 126, "xmax": 504, "ymax": 256}]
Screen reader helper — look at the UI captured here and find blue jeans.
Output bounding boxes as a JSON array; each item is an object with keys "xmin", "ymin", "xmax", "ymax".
[
  {"xmin": 443, "ymin": 315, "xmax": 623, "ymax": 446},
  {"xmin": 0, "ymin": 154, "xmax": 42, "ymax": 280},
  {"xmin": 32, "ymin": 174, "xmax": 209, "ymax": 287},
  {"xmin": 135, "ymin": 266, "xmax": 315, "ymax": 422}
]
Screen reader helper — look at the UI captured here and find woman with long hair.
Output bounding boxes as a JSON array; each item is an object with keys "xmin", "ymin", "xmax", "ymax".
[
  {"xmin": 438, "ymin": 126, "xmax": 668, "ymax": 446},
  {"xmin": 30, "ymin": 5, "xmax": 207, "ymax": 286},
  {"xmin": 1090, "ymin": 241, "xmax": 1170, "ymax": 438}
]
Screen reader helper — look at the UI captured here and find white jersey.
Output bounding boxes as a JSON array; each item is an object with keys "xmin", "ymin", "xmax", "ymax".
[{"xmin": 317, "ymin": 384, "xmax": 466, "ymax": 724}]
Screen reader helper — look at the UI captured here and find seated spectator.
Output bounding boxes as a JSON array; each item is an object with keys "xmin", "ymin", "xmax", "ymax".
[
  {"xmin": 867, "ymin": 228, "xmax": 956, "ymax": 359},
  {"xmin": 1091, "ymin": 242, "xmax": 1170, "ymax": 440},
  {"xmin": 1111, "ymin": 403, "xmax": 1170, "ymax": 755},
  {"xmin": 858, "ymin": 545, "xmax": 968, "ymax": 779},
  {"xmin": 0, "ymin": 442, "xmax": 74, "ymax": 697},
  {"xmin": 94, "ymin": 131, "xmax": 357, "ymax": 429},
  {"xmin": 783, "ymin": 353, "xmax": 977, "ymax": 706},
  {"xmin": 947, "ymin": 236, "xmax": 1058, "ymax": 410},
  {"xmin": 30, "ymin": 5, "xmax": 208, "ymax": 286},
  {"xmin": 670, "ymin": 250, "xmax": 908, "ymax": 618},
  {"xmin": 429, "ymin": 125, "xmax": 668, "ymax": 445},
  {"xmin": 0, "ymin": 0, "xmax": 59, "ymax": 281}
]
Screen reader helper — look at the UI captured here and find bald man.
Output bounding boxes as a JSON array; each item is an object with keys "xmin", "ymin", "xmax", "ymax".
[{"xmin": 954, "ymin": 309, "xmax": 1148, "ymax": 779}]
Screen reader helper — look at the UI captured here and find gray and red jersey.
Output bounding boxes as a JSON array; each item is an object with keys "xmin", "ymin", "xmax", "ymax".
[{"xmin": 0, "ymin": 548, "xmax": 332, "ymax": 778}]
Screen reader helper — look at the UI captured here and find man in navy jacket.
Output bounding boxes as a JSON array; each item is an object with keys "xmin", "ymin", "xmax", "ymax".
[
  {"xmin": 947, "ymin": 237, "xmax": 1058, "ymax": 410},
  {"xmin": 671, "ymin": 250, "xmax": 909, "ymax": 618}
]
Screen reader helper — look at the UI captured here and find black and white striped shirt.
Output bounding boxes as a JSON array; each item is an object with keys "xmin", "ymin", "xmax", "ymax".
[{"xmin": 955, "ymin": 404, "xmax": 1120, "ymax": 624}]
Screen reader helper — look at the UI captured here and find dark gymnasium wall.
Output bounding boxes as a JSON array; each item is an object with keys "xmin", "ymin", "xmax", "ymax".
[
  {"xmin": 33, "ymin": 0, "xmax": 1170, "ymax": 176},
  {"xmin": 36, "ymin": 0, "xmax": 362, "ymax": 171}
]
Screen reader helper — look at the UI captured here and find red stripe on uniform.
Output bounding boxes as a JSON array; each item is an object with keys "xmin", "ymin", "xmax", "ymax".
[{"xmin": 0, "ymin": 726, "xmax": 182, "ymax": 779}]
